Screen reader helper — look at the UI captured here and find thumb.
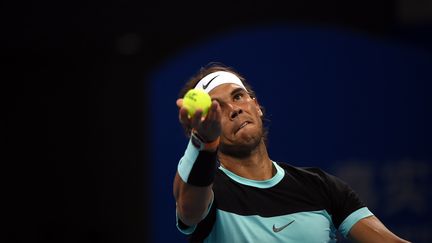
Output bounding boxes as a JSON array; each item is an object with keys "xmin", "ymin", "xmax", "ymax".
[{"xmin": 176, "ymin": 99, "xmax": 183, "ymax": 108}]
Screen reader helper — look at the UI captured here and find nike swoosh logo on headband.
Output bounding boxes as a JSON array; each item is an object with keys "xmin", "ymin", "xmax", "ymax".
[{"xmin": 202, "ymin": 75, "xmax": 219, "ymax": 90}]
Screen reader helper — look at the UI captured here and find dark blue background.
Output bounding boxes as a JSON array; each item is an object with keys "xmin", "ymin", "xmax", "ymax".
[
  {"xmin": 150, "ymin": 25, "xmax": 432, "ymax": 242},
  {"xmin": 4, "ymin": 2, "xmax": 431, "ymax": 243}
]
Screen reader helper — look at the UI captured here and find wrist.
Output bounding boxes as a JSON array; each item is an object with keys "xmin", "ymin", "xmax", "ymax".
[
  {"xmin": 191, "ymin": 129, "xmax": 219, "ymax": 151},
  {"xmin": 177, "ymin": 136, "xmax": 218, "ymax": 187}
]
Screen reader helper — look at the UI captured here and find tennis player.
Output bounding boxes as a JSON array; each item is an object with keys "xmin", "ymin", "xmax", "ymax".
[{"xmin": 173, "ymin": 63, "xmax": 410, "ymax": 242}]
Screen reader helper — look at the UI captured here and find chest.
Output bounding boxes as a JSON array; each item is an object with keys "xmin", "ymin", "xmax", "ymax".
[
  {"xmin": 214, "ymin": 176, "xmax": 330, "ymax": 217},
  {"xmin": 206, "ymin": 209, "xmax": 337, "ymax": 243}
]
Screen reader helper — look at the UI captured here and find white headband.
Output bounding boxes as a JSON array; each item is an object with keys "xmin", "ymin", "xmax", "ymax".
[{"xmin": 194, "ymin": 71, "xmax": 247, "ymax": 93}]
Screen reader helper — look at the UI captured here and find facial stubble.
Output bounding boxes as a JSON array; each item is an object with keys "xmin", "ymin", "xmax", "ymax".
[{"xmin": 218, "ymin": 126, "xmax": 264, "ymax": 159}]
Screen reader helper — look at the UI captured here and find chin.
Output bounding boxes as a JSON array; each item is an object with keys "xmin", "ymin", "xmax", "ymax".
[
  {"xmin": 220, "ymin": 133, "xmax": 263, "ymax": 158},
  {"xmin": 237, "ymin": 128, "xmax": 262, "ymax": 143}
]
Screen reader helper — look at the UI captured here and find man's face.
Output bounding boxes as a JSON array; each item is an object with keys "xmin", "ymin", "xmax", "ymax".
[{"xmin": 209, "ymin": 83, "xmax": 263, "ymax": 156}]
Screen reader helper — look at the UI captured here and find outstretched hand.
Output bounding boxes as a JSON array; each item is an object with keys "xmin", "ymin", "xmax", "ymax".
[{"xmin": 176, "ymin": 98, "xmax": 222, "ymax": 142}]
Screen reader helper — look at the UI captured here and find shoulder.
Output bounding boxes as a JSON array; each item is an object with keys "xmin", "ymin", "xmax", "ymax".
[
  {"xmin": 276, "ymin": 162, "xmax": 351, "ymax": 194},
  {"xmin": 276, "ymin": 162, "xmax": 332, "ymax": 181}
]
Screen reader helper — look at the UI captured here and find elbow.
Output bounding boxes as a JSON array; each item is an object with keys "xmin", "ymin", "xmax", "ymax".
[{"xmin": 177, "ymin": 201, "xmax": 207, "ymax": 225}]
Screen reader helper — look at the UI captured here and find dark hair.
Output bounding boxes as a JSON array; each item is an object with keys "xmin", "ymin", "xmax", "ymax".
[{"xmin": 178, "ymin": 62, "xmax": 269, "ymax": 142}]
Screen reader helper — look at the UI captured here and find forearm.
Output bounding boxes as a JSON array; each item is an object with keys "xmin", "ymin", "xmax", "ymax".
[
  {"xmin": 173, "ymin": 100, "xmax": 221, "ymax": 225},
  {"xmin": 173, "ymin": 172, "xmax": 213, "ymax": 226},
  {"xmin": 349, "ymin": 216, "xmax": 411, "ymax": 243},
  {"xmin": 173, "ymin": 135, "xmax": 218, "ymax": 226}
]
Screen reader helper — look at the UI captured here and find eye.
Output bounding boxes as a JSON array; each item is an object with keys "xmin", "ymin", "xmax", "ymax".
[{"xmin": 233, "ymin": 93, "xmax": 244, "ymax": 101}]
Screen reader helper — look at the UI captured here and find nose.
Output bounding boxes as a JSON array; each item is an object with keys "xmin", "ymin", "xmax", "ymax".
[{"xmin": 229, "ymin": 105, "xmax": 243, "ymax": 120}]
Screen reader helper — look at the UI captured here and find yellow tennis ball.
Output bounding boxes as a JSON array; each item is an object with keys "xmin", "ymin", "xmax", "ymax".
[{"xmin": 183, "ymin": 88, "xmax": 212, "ymax": 118}]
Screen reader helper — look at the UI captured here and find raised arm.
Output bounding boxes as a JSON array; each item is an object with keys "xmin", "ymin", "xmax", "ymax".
[
  {"xmin": 349, "ymin": 215, "xmax": 410, "ymax": 243},
  {"xmin": 173, "ymin": 99, "xmax": 221, "ymax": 226}
]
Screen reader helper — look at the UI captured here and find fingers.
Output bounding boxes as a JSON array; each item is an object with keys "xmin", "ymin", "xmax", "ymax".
[
  {"xmin": 191, "ymin": 110, "xmax": 203, "ymax": 128},
  {"xmin": 205, "ymin": 100, "xmax": 220, "ymax": 123},
  {"xmin": 178, "ymin": 106, "xmax": 203, "ymax": 130},
  {"xmin": 176, "ymin": 99, "xmax": 183, "ymax": 108},
  {"xmin": 177, "ymin": 99, "xmax": 221, "ymax": 138},
  {"xmin": 179, "ymin": 107, "xmax": 189, "ymax": 124},
  {"xmin": 195, "ymin": 101, "xmax": 221, "ymax": 141}
]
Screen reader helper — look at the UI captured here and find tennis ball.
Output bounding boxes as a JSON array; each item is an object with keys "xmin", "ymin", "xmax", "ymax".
[{"xmin": 183, "ymin": 88, "xmax": 212, "ymax": 118}]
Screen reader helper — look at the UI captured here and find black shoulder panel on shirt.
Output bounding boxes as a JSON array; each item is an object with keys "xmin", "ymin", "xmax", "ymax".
[{"xmin": 212, "ymin": 162, "xmax": 365, "ymax": 220}]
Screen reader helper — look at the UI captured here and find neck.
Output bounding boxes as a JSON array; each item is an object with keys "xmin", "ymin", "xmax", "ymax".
[{"xmin": 218, "ymin": 140, "xmax": 274, "ymax": 180}]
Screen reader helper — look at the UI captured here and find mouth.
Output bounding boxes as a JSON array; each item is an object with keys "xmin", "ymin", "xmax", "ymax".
[{"xmin": 234, "ymin": 121, "xmax": 250, "ymax": 135}]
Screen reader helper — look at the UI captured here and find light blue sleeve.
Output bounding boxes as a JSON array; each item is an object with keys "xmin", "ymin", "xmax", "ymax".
[{"xmin": 339, "ymin": 207, "xmax": 374, "ymax": 238}]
